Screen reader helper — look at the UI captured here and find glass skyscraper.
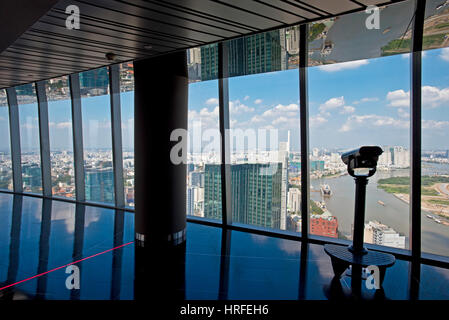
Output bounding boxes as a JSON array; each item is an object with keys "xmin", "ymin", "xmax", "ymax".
[{"xmin": 204, "ymin": 163, "xmax": 282, "ymax": 229}]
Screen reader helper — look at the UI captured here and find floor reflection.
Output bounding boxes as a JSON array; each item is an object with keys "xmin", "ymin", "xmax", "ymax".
[{"xmin": 0, "ymin": 193, "xmax": 448, "ymax": 300}]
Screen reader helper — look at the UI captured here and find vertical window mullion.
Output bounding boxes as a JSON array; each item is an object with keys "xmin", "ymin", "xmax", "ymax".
[
  {"xmin": 69, "ymin": 73, "xmax": 86, "ymax": 202},
  {"xmin": 109, "ymin": 65, "xmax": 125, "ymax": 208},
  {"xmin": 299, "ymin": 24, "xmax": 310, "ymax": 239},
  {"xmin": 36, "ymin": 80, "xmax": 52, "ymax": 197},
  {"xmin": 410, "ymin": 0, "xmax": 425, "ymax": 260},
  {"xmin": 219, "ymin": 42, "xmax": 232, "ymax": 226},
  {"xmin": 6, "ymin": 87, "xmax": 22, "ymax": 193}
]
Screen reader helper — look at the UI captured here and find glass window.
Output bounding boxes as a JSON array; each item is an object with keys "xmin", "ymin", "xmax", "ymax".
[
  {"xmin": 308, "ymin": 53, "xmax": 410, "ymax": 249},
  {"xmin": 119, "ymin": 63, "xmax": 135, "ymax": 207},
  {"xmin": 421, "ymin": 47, "xmax": 449, "ymax": 257},
  {"xmin": 187, "ymin": 44, "xmax": 218, "ymax": 83},
  {"xmin": 0, "ymin": 89, "xmax": 12, "ymax": 190},
  {"xmin": 228, "ymin": 68, "xmax": 300, "ymax": 231},
  {"xmin": 308, "ymin": 0, "xmax": 414, "ymax": 66},
  {"xmin": 187, "ymin": 79, "xmax": 221, "ymax": 220},
  {"xmin": 79, "ymin": 67, "xmax": 114, "ymax": 204},
  {"xmin": 423, "ymin": 0, "xmax": 449, "ymax": 51},
  {"xmin": 46, "ymin": 76, "xmax": 75, "ymax": 199},
  {"xmin": 17, "ymin": 83, "xmax": 42, "ymax": 194}
]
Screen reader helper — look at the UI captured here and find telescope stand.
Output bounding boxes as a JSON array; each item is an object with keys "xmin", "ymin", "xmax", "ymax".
[{"xmin": 324, "ymin": 176, "xmax": 395, "ymax": 290}]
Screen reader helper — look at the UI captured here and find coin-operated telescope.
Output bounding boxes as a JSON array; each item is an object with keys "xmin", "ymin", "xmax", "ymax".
[{"xmin": 324, "ymin": 146, "xmax": 395, "ymax": 292}]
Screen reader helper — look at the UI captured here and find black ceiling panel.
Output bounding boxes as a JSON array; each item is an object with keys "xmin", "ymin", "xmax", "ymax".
[{"xmin": 0, "ymin": 0, "xmax": 402, "ymax": 89}]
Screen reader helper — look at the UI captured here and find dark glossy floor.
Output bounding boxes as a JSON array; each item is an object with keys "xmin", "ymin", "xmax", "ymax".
[{"xmin": 0, "ymin": 193, "xmax": 448, "ymax": 300}]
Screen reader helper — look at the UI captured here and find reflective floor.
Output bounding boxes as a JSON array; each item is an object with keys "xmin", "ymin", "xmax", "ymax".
[{"xmin": 0, "ymin": 193, "xmax": 448, "ymax": 300}]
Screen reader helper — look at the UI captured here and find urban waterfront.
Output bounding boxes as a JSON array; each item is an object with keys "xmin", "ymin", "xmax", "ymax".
[{"xmin": 311, "ymin": 162, "xmax": 449, "ymax": 256}]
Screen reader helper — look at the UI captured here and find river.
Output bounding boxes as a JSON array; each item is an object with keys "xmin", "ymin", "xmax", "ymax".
[{"xmin": 310, "ymin": 162, "xmax": 449, "ymax": 257}]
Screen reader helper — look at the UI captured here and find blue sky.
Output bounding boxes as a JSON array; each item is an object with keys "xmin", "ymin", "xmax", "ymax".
[
  {"xmin": 1, "ymin": 48, "xmax": 448, "ymax": 153},
  {"xmin": 189, "ymin": 47, "xmax": 449, "ymax": 152}
]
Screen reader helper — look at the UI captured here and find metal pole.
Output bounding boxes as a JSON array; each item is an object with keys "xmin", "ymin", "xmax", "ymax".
[{"xmin": 349, "ymin": 177, "xmax": 368, "ymax": 254}]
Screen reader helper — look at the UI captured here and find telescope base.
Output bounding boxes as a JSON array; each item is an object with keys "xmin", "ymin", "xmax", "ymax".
[{"xmin": 324, "ymin": 244, "xmax": 395, "ymax": 286}]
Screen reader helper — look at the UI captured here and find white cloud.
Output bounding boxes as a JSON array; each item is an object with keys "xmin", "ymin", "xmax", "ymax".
[
  {"xmin": 387, "ymin": 86, "xmax": 449, "ymax": 108},
  {"xmin": 229, "ymin": 100, "xmax": 254, "ymax": 114},
  {"xmin": 440, "ymin": 48, "xmax": 449, "ymax": 62},
  {"xmin": 254, "ymin": 99, "xmax": 263, "ymax": 104},
  {"xmin": 56, "ymin": 121, "xmax": 72, "ymax": 129},
  {"xmin": 317, "ymin": 59, "xmax": 369, "ymax": 72},
  {"xmin": 397, "ymin": 108, "xmax": 410, "ymax": 118},
  {"xmin": 386, "ymin": 89, "xmax": 409, "ymax": 107},
  {"xmin": 422, "ymin": 119, "xmax": 449, "ymax": 129},
  {"xmin": 318, "ymin": 96, "xmax": 355, "ymax": 115},
  {"xmin": 319, "ymin": 96, "xmax": 345, "ymax": 112},
  {"xmin": 243, "ymin": 95, "xmax": 250, "ymax": 101},
  {"xmin": 340, "ymin": 106, "xmax": 355, "ymax": 114},
  {"xmin": 188, "ymin": 106, "xmax": 219, "ymax": 132},
  {"xmin": 422, "ymin": 85, "xmax": 449, "ymax": 107},
  {"xmin": 353, "ymin": 97, "xmax": 379, "ymax": 105},
  {"xmin": 248, "ymin": 103, "xmax": 300, "ymax": 129},
  {"xmin": 272, "ymin": 117, "xmax": 288, "ymax": 125},
  {"xmin": 339, "ymin": 114, "xmax": 409, "ymax": 132},
  {"xmin": 205, "ymin": 97, "xmax": 219, "ymax": 106},
  {"xmin": 310, "ymin": 115, "xmax": 328, "ymax": 127}
]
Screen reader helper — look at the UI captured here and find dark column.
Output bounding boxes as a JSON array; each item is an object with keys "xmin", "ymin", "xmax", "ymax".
[
  {"xmin": 36, "ymin": 198, "xmax": 52, "ymax": 299},
  {"xmin": 134, "ymin": 50, "xmax": 188, "ymax": 246}
]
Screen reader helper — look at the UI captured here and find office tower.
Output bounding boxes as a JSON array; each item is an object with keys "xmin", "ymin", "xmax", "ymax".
[
  {"xmin": 204, "ymin": 163, "xmax": 282, "ymax": 229},
  {"xmin": 22, "ymin": 163, "xmax": 42, "ymax": 190},
  {"xmin": 364, "ymin": 221, "xmax": 406, "ymax": 249},
  {"xmin": 378, "ymin": 146, "xmax": 392, "ymax": 166},
  {"xmin": 286, "ymin": 26, "xmax": 300, "ymax": 55},
  {"xmin": 288, "ymin": 187, "xmax": 301, "ymax": 213},
  {"xmin": 189, "ymin": 171, "xmax": 204, "ymax": 188},
  {"xmin": 392, "ymin": 146, "xmax": 410, "ymax": 168},
  {"xmin": 187, "ymin": 186, "xmax": 194, "ymax": 216},
  {"xmin": 85, "ymin": 167, "xmax": 114, "ymax": 203},
  {"xmin": 225, "ymin": 30, "xmax": 283, "ymax": 77},
  {"xmin": 200, "ymin": 44, "xmax": 219, "ymax": 81},
  {"xmin": 278, "ymin": 132, "xmax": 290, "ymax": 230}
]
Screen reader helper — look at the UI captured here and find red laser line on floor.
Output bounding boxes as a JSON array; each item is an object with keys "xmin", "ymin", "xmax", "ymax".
[{"xmin": 0, "ymin": 241, "xmax": 134, "ymax": 292}]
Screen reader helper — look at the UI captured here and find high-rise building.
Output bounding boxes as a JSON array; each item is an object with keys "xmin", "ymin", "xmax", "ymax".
[
  {"xmin": 189, "ymin": 171, "xmax": 204, "ymax": 188},
  {"xmin": 364, "ymin": 221, "xmax": 406, "ymax": 249},
  {"xmin": 79, "ymin": 68, "xmax": 109, "ymax": 94},
  {"xmin": 285, "ymin": 26, "xmax": 300, "ymax": 55},
  {"xmin": 392, "ymin": 146, "xmax": 410, "ymax": 168},
  {"xmin": 288, "ymin": 187, "xmax": 301, "ymax": 214},
  {"xmin": 204, "ymin": 163, "xmax": 282, "ymax": 229},
  {"xmin": 223, "ymin": 30, "xmax": 283, "ymax": 78},
  {"xmin": 85, "ymin": 167, "xmax": 114, "ymax": 203},
  {"xmin": 278, "ymin": 131, "xmax": 290, "ymax": 230},
  {"xmin": 22, "ymin": 163, "xmax": 42, "ymax": 191}
]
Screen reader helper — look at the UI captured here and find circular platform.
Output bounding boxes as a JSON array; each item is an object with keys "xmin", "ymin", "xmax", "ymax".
[{"xmin": 324, "ymin": 244, "xmax": 395, "ymax": 267}]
